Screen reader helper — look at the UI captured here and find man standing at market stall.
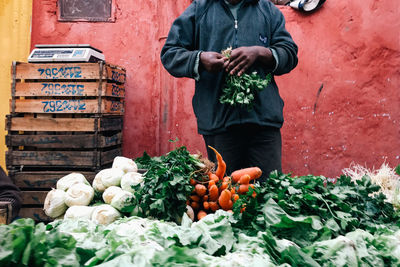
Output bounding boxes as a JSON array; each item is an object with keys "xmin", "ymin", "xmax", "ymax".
[{"xmin": 161, "ymin": 0, "xmax": 298, "ymax": 182}]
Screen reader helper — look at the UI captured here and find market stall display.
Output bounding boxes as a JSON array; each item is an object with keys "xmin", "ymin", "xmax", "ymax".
[{"xmin": 2, "ymin": 146, "xmax": 400, "ymax": 266}]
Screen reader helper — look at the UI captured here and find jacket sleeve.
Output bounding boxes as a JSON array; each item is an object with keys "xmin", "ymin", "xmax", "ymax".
[
  {"xmin": 268, "ymin": 4, "xmax": 298, "ymax": 76},
  {"xmin": 160, "ymin": 2, "xmax": 200, "ymax": 79},
  {"xmin": 0, "ymin": 167, "xmax": 22, "ymax": 221}
]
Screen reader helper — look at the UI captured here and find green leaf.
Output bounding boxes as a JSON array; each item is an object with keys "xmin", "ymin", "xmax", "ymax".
[
  {"xmin": 219, "ymin": 71, "xmax": 272, "ymax": 109},
  {"xmin": 280, "ymin": 245, "xmax": 321, "ymax": 267},
  {"xmin": 303, "ymin": 235, "xmax": 359, "ymax": 266},
  {"xmin": 133, "ymin": 146, "xmax": 203, "ymax": 223},
  {"xmin": 151, "ymin": 246, "xmax": 200, "ymax": 267},
  {"xmin": 262, "ymin": 198, "xmax": 287, "ymax": 227}
]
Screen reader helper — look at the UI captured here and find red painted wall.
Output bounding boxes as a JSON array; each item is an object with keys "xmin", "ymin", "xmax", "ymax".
[{"xmin": 31, "ymin": 0, "xmax": 399, "ymax": 177}]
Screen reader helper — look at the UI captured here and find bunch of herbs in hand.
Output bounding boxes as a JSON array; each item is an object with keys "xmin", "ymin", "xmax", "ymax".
[{"xmin": 220, "ymin": 47, "xmax": 272, "ymax": 110}]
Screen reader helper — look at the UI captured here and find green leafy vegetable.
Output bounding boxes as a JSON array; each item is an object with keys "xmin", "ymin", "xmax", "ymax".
[
  {"xmin": 151, "ymin": 246, "xmax": 201, "ymax": 267},
  {"xmin": 2, "ymin": 203, "xmax": 400, "ymax": 266},
  {"xmin": 232, "ymin": 171, "xmax": 400, "ymax": 246},
  {"xmin": 3, "ymin": 164, "xmax": 400, "ymax": 266},
  {"xmin": 0, "ymin": 219, "xmax": 79, "ymax": 267},
  {"xmin": 220, "ymin": 47, "xmax": 272, "ymax": 109},
  {"xmin": 134, "ymin": 146, "xmax": 207, "ymax": 223},
  {"xmin": 220, "ymin": 72, "xmax": 272, "ymax": 109}
]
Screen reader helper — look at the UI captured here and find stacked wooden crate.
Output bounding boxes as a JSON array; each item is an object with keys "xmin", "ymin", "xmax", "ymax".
[{"xmin": 6, "ymin": 61, "xmax": 126, "ymax": 222}]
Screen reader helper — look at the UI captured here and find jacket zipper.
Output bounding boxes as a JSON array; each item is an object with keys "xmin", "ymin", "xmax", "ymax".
[
  {"xmin": 234, "ymin": 19, "xmax": 238, "ymax": 47},
  {"xmin": 221, "ymin": 1, "xmax": 240, "ymax": 48}
]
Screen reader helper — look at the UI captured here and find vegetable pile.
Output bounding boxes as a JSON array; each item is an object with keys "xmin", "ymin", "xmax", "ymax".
[
  {"xmin": 219, "ymin": 47, "xmax": 272, "ymax": 109},
  {"xmin": 2, "ymin": 146, "xmax": 400, "ymax": 266},
  {"xmin": 132, "ymin": 146, "xmax": 211, "ymax": 222},
  {"xmin": 233, "ymin": 172, "xmax": 400, "ymax": 245},
  {"xmin": 186, "ymin": 146, "xmax": 262, "ymax": 221},
  {"xmin": 43, "ymin": 156, "xmax": 143, "ymax": 224}
]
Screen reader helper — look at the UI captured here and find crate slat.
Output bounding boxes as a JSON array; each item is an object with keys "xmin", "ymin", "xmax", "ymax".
[
  {"xmin": 19, "ymin": 207, "xmax": 51, "ymax": 222},
  {"xmin": 7, "ymin": 148, "xmax": 121, "ymax": 170},
  {"xmin": 99, "ymin": 132, "xmax": 123, "ymax": 147},
  {"xmin": 99, "ymin": 116, "xmax": 124, "ymax": 131},
  {"xmin": 9, "ymin": 117, "xmax": 96, "ymax": 131},
  {"xmin": 21, "ymin": 191, "xmax": 48, "ymax": 205},
  {"xmin": 7, "ymin": 115, "xmax": 123, "ymax": 132},
  {"xmin": 16, "ymin": 62, "xmax": 98, "ymax": 80},
  {"xmin": 15, "ymin": 62, "xmax": 126, "ymax": 83},
  {"xmin": 6, "ymin": 132, "xmax": 122, "ymax": 149},
  {"xmin": 13, "ymin": 98, "xmax": 124, "ymax": 114},
  {"xmin": 7, "ymin": 150, "xmax": 96, "ymax": 167},
  {"xmin": 101, "ymin": 147, "xmax": 123, "ymax": 165},
  {"xmin": 10, "ymin": 171, "xmax": 96, "ymax": 189},
  {"xmin": 15, "ymin": 82, "xmax": 125, "ymax": 98}
]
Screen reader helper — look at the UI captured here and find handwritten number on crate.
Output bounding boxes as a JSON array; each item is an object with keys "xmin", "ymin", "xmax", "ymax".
[
  {"xmin": 37, "ymin": 66, "xmax": 82, "ymax": 79},
  {"xmin": 42, "ymin": 100, "xmax": 86, "ymax": 112},
  {"xmin": 111, "ymin": 70, "xmax": 126, "ymax": 83},
  {"xmin": 110, "ymin": 101, "xmax": 123, "ymax": 112},
  {"xmin": 41, "ymin": 83, "xmax": 85, "ymax": 96},
  {"xmin": 111, "ymin": 84, "xmax": 123, "ymax": 97}
]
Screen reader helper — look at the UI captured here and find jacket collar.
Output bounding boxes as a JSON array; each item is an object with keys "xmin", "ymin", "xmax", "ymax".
[{"xmin": 220, "ymin": 0, "xmax": 259, "ymax": 4}]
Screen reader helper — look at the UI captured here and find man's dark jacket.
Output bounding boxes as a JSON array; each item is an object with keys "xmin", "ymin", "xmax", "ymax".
[{"xmin": 161, "ymin": 0, "xmax": 298, "ymax": 135}]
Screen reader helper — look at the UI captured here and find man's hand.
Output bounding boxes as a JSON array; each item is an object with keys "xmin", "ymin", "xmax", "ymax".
[
  {"xmin": 224, "ymin": 46, "xmax": 275, "ymax": 76},
  {"xmin": 200, "ymin": 52, "xmax": 228, "ymax": 73}
]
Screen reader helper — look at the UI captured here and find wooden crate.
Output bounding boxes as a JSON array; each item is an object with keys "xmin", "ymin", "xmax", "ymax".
[
  {"xmin": 6, "ymin": 148, "xmax": 121, "ymax": 170},
  {"xmin": 6, "ymin": 133, "xmax": 118, "ymax": 221},
  {"xmin": 11, "ymin": 61, "xmax": 126, "ymax": 115},
  {"xmin": 6, "ymin": 132, "xmax": 122, "ymax": 149},
  {"xmin": 14, "ymin": 81, "xmax": 125, "ymax": 98},
  {"xmin": 6, "ymin": 114, "xmax": 123, "ymax": 132},
  {"xmin": 13, "ymin": 61, "xmax": 126, "ymax": 83},
  {"xmin": 6, "ymin": 114, "xmax": 123, "ymax": 171},
  {"xmin": 12, "ymin": 98, "xmax": 124, "ymax": 115},
  {"xmin": 11, "ymin": 169, "xmax": 144, "ymax": 223},
  {"xmin": 7, "ymin": 61, "xmax": 127, "ymax": 222}
]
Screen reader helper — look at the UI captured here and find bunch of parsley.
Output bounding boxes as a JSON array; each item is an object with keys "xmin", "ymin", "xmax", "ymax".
[
  {"xmin": 220, "ymin": 72, "xmax": 272, "ymax": 109},
  {"xmin": 220, "ymin": 47, "xmax": 272, "ymax": 109},
  {"xmin": 133, "ymin": 146, "xmax": 204, "ymax": 223}
]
